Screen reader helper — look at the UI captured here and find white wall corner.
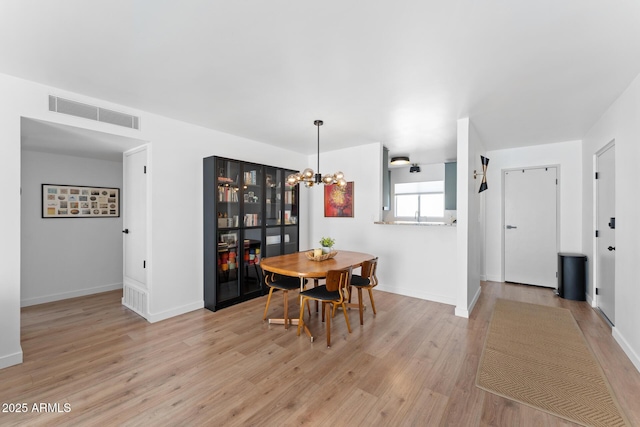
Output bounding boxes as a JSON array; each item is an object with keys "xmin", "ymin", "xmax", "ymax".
[
  {"xmin": 454, "ymin": 306, "xmax": 470, "ymax": 318},
  {"xmin": 455, "ymin": 117, "xmax": 470, "ymax": 317},
  {"xmin": 467, "ymin": 285, "xmax": 482, "ymax": 315},
  {"xmin": 455, "ymin": 285, "xmax": 482, "ymax": 318}
]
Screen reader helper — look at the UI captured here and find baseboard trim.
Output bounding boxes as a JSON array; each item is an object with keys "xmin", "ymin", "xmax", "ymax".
[
  {"xmin": 376, "ymin": 285, "xmax": 456, "ymax": 307},
  {"xmin": 147, "ymin": 300, "xmax": 204, "ymax": 323},
  {"xmin": 467, "ymin": 285, "xmax": 482, "ymax": 315},
  {"xmin": 21, "ymin": 282, "xmax": 123, "ymax": 307},
  {"xmin": 0, "ymin": 349, "xmax": 23, "ymax": 370},
  {"xmin": 612, "ymin": 327, "xmax": 640, "ymax": 374}
]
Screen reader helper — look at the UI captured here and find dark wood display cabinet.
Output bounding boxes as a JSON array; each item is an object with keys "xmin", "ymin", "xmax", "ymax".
[{"xmin": 203, "ymin": 156, "xmax": 299, "ymax": 311}]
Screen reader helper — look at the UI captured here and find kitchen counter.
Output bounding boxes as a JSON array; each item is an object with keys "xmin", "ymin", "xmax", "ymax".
[{"xmin": 374, "ymin": 221, "xmax": 456, "ymax": 227}]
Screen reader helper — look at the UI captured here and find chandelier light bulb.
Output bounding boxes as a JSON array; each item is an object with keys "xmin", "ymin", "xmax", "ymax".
[
  {"xmin": 337, "ymin": 178, "xmax": 347, "ymax": 187},
  {"xmin": 334, "ymin": 171, "xmax": 344, "ymax": 180},
  {"xmin": 302, "ymin": 168, "xmax": 314, "ymax": 179},
  {"xmin": 322, "ymin": 174, "xmax": 334, "ymax": 184}
]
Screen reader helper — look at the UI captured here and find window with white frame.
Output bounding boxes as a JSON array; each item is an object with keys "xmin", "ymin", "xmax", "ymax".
[{"xmin": 394, "ymin": 180, "xmax": 445, "ymax": 221}]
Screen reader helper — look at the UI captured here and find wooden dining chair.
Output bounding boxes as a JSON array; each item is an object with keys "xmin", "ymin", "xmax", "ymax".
[
  {"xmin": 262, "ymin": 272, "xmax": 307, "ymax": 329},
  {"xmin": 348, "ymin": 257, "xmax": 379, "ymax": 325},
  {"xmin": 297, "ymin": 267, "xmax": 352, "ymax": 347}
]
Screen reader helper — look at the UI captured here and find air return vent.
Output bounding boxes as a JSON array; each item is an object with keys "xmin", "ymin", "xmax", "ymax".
[
  {"xmin": 49, "ymin": 95, "xmax": 140, "ymax": 130},
  {"xmin": 123, "ymin": 284, "xmax": 148, "ymax": 318}
]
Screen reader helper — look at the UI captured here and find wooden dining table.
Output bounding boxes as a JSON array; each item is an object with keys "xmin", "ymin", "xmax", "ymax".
[{"xmin": 260, "ymin": 250, "xmax": 375, "ymax": 342}]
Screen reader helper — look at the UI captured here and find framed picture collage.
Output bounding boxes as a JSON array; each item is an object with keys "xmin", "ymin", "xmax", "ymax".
[{"xmin": 42, "ymin": 184, "xmax": 120, "ymax": 218}]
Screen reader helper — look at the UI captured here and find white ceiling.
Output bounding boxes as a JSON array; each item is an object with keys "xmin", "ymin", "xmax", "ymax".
[{"xmin": 3, "ymin": 1, "xmax": 640, "ymax": 164}]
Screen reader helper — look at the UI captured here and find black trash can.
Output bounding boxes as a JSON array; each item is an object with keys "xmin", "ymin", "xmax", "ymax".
[{"xmin": 557, "ymin": 253, "xmax": 587, "ymax": 301}]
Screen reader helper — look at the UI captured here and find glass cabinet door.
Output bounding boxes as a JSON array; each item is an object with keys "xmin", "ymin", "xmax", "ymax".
[
  {"xmin": 284, "ymin": 170, "xmax": 298, "ymax": 226},
  {"xmin": 265, "ymin": 226, "xmax": 282, "ymax": 258},
  {"xmin": 265, "ymin": 167, "xmax": 282, "ymax": 226},
  {"xmin": 217, "ymin": 229, "xmax": 240, "ymax": 303},
  {"xmin": 284, "ymin": 225, "xmax": 298, "ymax": 254},
  {"xmin": 242, "ymin": 165, "xmax": 262, "ymax": 228},
  {"xmin": 216, "ymin": 159, "xmax": 240, "ymax": 229},
  {"xmin": 242, "ymin": 228, "xmax": 263, "ymax": 295}
]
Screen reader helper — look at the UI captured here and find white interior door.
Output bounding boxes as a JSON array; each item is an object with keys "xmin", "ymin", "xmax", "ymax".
[
  {"xmin": 123, "ymin": 146, "xmax": 147, "ymax": 289},
  {"xmin": 596, "ymin": 144, "xmax": 615, "ymax": 324},
  {"xmin": 504, "ymin": 167, "xmax": 557, "ymax": 287}
]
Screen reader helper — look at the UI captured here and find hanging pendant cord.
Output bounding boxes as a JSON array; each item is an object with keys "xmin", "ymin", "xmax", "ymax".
[{"xmin": 317, "ymin": 122, "xmax": 320, "ymax": 173}]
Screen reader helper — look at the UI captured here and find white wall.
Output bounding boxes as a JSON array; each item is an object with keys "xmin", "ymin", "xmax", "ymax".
[
  {"xmin": 0, "ymin": 72, "xmax": 308, "ymax": 368},
  {"xmin": 307, "ymin": 143, "xmax": 458, "ymax": 305},
  {"xmin": 484, "ymin": 140, "xmax": 583, "ymax": 282},
  {"xmin": 582, "ymin": 72, "xmax": 640, "ymax": 372},
  {"xmin": 21, "ymin": 150, "xmax": 124, "ymax": 306},
  {"xmin": 456, "ymin": 118, "xmax": 485, "ymax": 317}
]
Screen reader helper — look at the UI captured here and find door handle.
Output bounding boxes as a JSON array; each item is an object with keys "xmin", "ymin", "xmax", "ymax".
[
  {"xmin": 608, "ymin": 246, "xmax": 615, "ymax": 251},
  {"xmin": 506, "ymin": 225, "xmax": 517, "ymax": 229},
  {"xmin": 122, "ymin": 229, "xmax": 129, "ymax": 234}
]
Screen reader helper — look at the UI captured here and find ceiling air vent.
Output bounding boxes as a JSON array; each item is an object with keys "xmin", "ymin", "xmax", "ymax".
[{"xmin": 48, "ymin": 95, "xmax": 140, "ymax": 130}]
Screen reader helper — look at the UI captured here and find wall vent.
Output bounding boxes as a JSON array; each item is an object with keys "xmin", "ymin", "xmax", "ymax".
[
  {"xmin": 123, "ymin": 284, "xmax": 148, "ymax": 318},
  {"xmin": 48, "ymin": 95, "xmax": 140, "ymax": 130}
]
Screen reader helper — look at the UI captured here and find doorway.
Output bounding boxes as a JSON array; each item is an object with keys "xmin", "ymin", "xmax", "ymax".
[
  {"xmin": 503, "ymin": 166, "xmax": 558, "ymax": 288},
  {"xmin": 20, "ymin": 117, "xmax": 147, "ymax": 308},
  {"xmin": 595, "ymin": 141, "xmax": 615, "ymax": 324}
]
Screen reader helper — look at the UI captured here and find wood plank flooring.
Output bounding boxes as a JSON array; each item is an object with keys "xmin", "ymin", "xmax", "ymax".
[{"xmin": 1, "ymin": 281, "xmax": 639, "ymax": 426}]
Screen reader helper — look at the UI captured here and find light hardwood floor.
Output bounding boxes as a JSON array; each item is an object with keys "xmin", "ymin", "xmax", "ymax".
[{"xmin": 1, "ymin": 282, "xmax": 639, "ymax": 426}]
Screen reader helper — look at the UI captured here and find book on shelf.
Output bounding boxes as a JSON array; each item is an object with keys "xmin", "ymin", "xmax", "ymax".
[
  {"xmin": 218, "ymin": 186, "xmax": 238, "ymax": 202},
  {"xmin": 243, "ymin": 213, "xmax": 259, "ymax": 227},
  {"xmin": 244, "ymin": 170, "xmax": 257, "ymax": 185}
]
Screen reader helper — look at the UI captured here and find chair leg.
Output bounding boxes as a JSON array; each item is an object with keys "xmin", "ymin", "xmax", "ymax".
[
  {"xmin": 348, "ymin": 285, "xmax": 353, "ymax": 303},
  {"xmin": 367, "ymin": 288, "xmax": 377, "ymax": 314},
  {"xmin": 283, "ymin": 289, "xmax": 289, "ymax": 329},
  {"xmin": 262, "ymin": 287, "xmax": 275, "ymax": 320},
  {"xmin": 358, "ymin": 287, "xmax": 364, "ymax": 325},
  {"xmin": 341, "ymin": 301, "xmax": 352, "ymax": 333},
  {"xmin": 326, "ymin": 302, "xmax": 331, "ymax": 347},
  {"xmin": 297, "ymin": 297, "xmax": 307, "ymax": 336},
  {"xmin": 321, "ymin": 302, "xmax": 326, "ymax": 322}
]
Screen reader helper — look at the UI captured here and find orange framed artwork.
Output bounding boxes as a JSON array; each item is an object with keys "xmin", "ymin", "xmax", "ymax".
[{"xmin": 324, "ymin": 182, "xmax": 354, "ymax": 217}]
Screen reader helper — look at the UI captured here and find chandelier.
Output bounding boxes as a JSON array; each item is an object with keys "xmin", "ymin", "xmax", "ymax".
[{"xmin": 287, "ymin": 120, "xmax": 347, "ymax": 188}]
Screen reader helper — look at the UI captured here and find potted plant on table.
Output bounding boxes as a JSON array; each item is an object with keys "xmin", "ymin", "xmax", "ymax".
[{"xmin": 319, "ymin": 237, "xmax": 335, "ymax": 254}]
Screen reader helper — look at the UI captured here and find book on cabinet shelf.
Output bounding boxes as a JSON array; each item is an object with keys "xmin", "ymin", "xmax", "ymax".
[
  {"xmin": 218, "ymin": 186, "xmax": 238, "ymax": 202},
  {"xmin": 244, "ymin": 171, "xmax": 257, "ymax": 185}
]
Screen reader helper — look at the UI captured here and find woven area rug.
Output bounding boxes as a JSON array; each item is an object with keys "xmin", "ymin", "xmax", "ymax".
[{"xmin": 476, "ymin": 299, "xmax": 629, "ymax": 427}]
